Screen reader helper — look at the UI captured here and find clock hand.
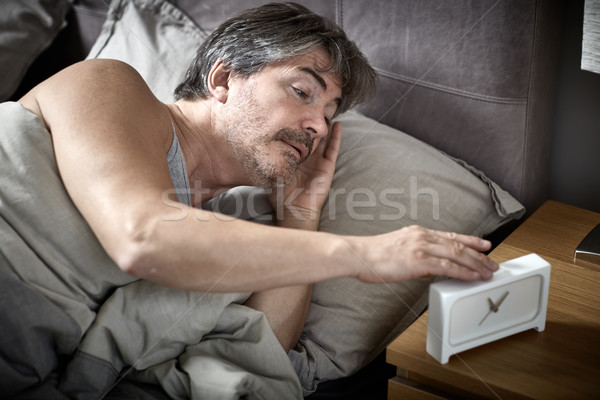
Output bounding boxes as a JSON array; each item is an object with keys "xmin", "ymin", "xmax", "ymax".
[
  {"xmin": 479, "ymin": 291, "xmax": 510, "ymax": 325},
  {"xmin": 479, "ymin": 308, "xmax": 492, "ymax": 325},
  {"xmin": 479, "ymin": 298, "xmax": 495, "ymax": 325},
  {"xmin": 493, "ymin": 291, "xmax": 510, "ymax": 312},
  {"xmin": 479, "ymin": 309, "xmax": 492, "ymax": 326}
]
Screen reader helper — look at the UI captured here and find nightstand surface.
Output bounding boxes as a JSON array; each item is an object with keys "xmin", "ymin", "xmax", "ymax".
[{"xmin": 386, "ymin": 200, "xmax": 600, "ymax": 399}]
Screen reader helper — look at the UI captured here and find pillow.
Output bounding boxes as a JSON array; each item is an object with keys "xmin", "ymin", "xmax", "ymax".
[
  {"xmin": 87, "ymin": 0, "xmax": 525, "ymax": 395},
  {"xmin": 288, "ymin": 110, "xmax": 525, "ymax": 393},
  {"xmin": 0, "ymin": 0, "xmax": 73, "ymax": 101},
  {"xmin": 86, "ymin": 0, "xmax": 207, "ymax": 103}
]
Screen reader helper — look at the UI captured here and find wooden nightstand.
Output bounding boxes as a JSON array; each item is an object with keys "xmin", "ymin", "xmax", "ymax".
[{"xmin": 386, "ymin": 200, "xmax": 600, "ymax": 399}]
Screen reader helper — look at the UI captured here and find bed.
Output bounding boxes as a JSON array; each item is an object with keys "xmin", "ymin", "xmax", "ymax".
[{"xmin": 0, "ymin": 0, "xmax": 563, "ymax": 399}]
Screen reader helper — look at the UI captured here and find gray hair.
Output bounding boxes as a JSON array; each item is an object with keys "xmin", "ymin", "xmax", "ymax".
[{"xmin": 173, "ymin": 2, "xmax": 377, "ymax": 114}]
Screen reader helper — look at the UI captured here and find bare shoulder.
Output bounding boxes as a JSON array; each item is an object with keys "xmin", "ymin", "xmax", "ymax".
[
  {"xmin": 32, "ymin": 58, "xmax": 150, "ymax": 96},
  {"xmin": 18, "ymin": 58, "xmax": 173, "ymax": 170},
  {"xmin": 20, "ymin": 59, "xmax": 164, "ymax": 130}
]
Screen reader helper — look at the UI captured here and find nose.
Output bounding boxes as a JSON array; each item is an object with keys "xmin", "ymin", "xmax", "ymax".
[{"xmin": 301, "ymin": 107, "xmax": 330, "ymax": 139}]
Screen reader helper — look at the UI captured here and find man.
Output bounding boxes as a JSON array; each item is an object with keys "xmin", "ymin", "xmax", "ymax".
[{"xmin": 11, "ymin": 0, "xmax": 496, "ymax": 389}]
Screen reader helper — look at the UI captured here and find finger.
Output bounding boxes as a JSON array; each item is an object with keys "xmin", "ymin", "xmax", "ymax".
[
  {"xmin": 425, "ymin": 257, "xmax": 487, "ymax": 281},
  {"xmin": 440, "ymin": 241, "xmax": 497, "ymax": 276},
  {"xmin": 309, "ymin": 132, "xmax": 330, "ymax": 161},
  {"xmin": 430, "ymin": 231, "xmax": 497, "ymax": 268},
  {"xmin": 422, "ymin": 231, "xmax": 498, "ymax": 277},
  {"xmin": 437, "ymin": 230, "xmax": 492, "ymax": 252},
  {"xmin": 323, "ymin": 121, "xmax": 342, "ymax": 162}
]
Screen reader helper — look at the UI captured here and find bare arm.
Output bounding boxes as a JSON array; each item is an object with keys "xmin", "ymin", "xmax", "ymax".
[{"xmin": 19, "ymin": 59, "xmax": 498, "ymax": 296}]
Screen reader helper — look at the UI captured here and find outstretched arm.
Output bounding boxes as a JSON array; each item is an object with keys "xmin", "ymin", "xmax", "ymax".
[{"xmin": 19, "ymin": 59, "xmax": 498, "ymax": 297}]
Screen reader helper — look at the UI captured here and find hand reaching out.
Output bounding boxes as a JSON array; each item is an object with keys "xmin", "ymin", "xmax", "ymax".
[{"xmin": 349, "ymin": 225, "xmax": 498, "ymax": 283}]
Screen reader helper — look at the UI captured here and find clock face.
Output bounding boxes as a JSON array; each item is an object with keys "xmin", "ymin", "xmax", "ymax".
[{"xmin": 448, "ymin": 275, "xmax": 543, "ymax": 346}]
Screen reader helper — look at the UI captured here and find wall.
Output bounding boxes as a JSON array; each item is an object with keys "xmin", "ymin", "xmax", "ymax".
[{"xmin": 550, "ymin": 0, "xmax": 600, "ymax": 213}]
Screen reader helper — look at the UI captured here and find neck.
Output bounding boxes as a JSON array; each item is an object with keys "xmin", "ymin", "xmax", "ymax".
[{"xmin": 166, "ymin": 99, "xmax": 249, "ymax": 206}]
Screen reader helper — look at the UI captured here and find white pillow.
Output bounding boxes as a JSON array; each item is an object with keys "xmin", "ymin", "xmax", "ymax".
[{"xmin": 87, "ymin": 0, "xmax": 525, "ymax": 394}]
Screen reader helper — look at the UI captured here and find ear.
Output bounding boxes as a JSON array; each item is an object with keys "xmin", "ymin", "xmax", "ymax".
[{"xmin": 207, "ymin": 60, "xmax": 231, "ymax": 103}]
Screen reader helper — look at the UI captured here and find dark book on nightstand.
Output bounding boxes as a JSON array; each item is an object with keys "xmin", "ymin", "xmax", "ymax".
[{"xmin": 574, "ymin": 223, "xmax": 600, "ymax": 264}]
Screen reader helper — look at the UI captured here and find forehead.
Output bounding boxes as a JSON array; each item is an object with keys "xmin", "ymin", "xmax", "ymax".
[
  {"xmin": 285, "ymin": 48, "xmax": 334, "ymax": 71},
  {"xmin": 264, "ymin": 49, "xmax": 342, "ymax": 90}
]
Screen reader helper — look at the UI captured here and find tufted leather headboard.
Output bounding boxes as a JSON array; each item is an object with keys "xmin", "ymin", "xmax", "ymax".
[{"xmin": 24, "ymin": 0, "xmax": 565, "ymax": 215}]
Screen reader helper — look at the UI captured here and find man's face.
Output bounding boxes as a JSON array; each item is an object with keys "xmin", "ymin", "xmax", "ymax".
[{"xmin": 220, "ymin": 49, "xmax": 342, "ymax": 186}]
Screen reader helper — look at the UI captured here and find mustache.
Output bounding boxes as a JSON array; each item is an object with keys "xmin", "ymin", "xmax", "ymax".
[{"xmin": 274, "ymin": 128, "xmax": 314, "ymax": 162}]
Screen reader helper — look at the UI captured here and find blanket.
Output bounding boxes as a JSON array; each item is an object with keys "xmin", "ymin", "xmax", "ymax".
[{"xmin": 0, "ymin": 102, "xmax": 302, "ymax": 400}]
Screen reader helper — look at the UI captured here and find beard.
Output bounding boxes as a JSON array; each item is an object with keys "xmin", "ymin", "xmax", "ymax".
[
  {"xmin": 222, "ymin": 84, "xmax": 314, "ymax": 186},
  {"xmin": 228, "ymin": 127, "xmax": 313, "ymax": 186}
]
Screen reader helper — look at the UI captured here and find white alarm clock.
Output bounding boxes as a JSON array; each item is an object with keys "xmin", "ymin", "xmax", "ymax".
[{"xmin": 426, "ymin": 253, "xmax": 551, "ymax": 364}]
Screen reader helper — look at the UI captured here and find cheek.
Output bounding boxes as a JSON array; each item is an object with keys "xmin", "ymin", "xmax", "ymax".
[
  {"xmin": 271, "ymin": 104, "xmax": 303, "ymax": 131},
  {"xmin": 263, "ymin": 87, "xmax": 300, "ymax": 119},
  {"xmin": 313, "ymin": 137, "xmax": 322, "ymax": 150},
  {"xmin": 233, "ymin": 89, "xmax": 298, "ymax": 135}
]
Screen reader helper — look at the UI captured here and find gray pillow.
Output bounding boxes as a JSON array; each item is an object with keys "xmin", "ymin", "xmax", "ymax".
[
  {"xmin": 289, "ymin": 110, "xmax": 524, "ymax": 393},
  {"xmin": 87, "ymin": 0, "xmax": 525, "ymax": 395},
  {"xmin": 0, "ymin": 0, "xmax": 73, "ymax": 101},
  {"xmin": 86, "ymin": 0, "xmax": 207, "ymax": 103}
]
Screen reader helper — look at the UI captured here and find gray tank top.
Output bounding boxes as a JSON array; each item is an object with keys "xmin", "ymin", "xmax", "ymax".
[{"xmin": 166, "ymin": 127, "xmax": 192, "ymax": 206}]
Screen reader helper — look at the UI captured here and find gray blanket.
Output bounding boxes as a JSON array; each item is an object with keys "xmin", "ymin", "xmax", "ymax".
[{"xmin": 0, "ymin": 102, "xmax": 302, "ymax": 399}]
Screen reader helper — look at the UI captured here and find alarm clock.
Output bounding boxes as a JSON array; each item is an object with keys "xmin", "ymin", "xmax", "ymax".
[{"xmin": 426, "ymin": 253, "xmax": 551, "ymax": 364}]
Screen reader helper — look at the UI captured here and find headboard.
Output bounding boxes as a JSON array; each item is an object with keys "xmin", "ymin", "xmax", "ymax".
[{"xmin": 14, "ymin": 0, "xmax": 563, "ymax": 215}]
